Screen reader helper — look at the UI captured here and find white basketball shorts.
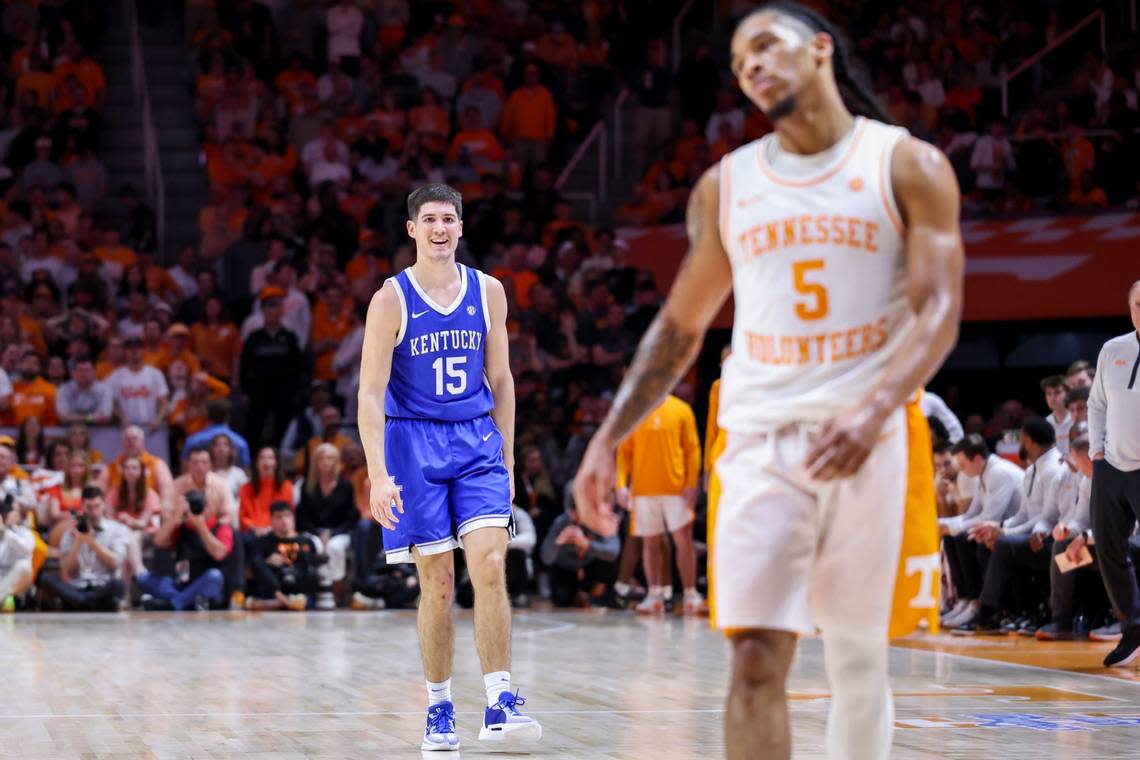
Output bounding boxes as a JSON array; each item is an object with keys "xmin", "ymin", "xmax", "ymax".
[
  {"xmin": 630, "ymin": 495, "xmax": 693, "ymax": 537},
  {"xmin": 711, "ymin": 407, "xmax": 907, "ymax": 636}
]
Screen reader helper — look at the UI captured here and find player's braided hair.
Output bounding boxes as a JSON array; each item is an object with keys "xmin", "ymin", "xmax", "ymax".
[{"xmin": 745, "ymin": 1, "xmax": 895, "ymax": 125}]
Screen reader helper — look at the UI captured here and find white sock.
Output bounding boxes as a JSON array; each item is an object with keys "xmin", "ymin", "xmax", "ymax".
[
  {"xmin": 661, "ymin": 585, "xmax": 674, "ymax": 601},
  {"xmin": 427, "ymin": 678, "xmax": 451, "ymax": 706},
  {"xmin": 822, "ymin": 630, "xmax": 892, "ymax": 760},
  {"xmin": 484, "ymin": 670, "xmax": 511, "ymax": 708},
  {"xmin": 614, "ymin": 581, "xmax": 631, "ymax": 596}
]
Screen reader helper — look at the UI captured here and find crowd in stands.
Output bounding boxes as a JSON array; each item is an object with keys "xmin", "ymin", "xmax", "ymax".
[
  {"xmin": 0, "ymin": 2, "xmax": 1134, "ymax": 621},
  {"xmin": 619, "ymin": 0, "xmax": 1140, "ymax": 225}
]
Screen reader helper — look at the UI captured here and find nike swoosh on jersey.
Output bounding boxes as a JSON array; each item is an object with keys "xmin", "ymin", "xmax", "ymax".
[
  {"xmin": 411, "ymin": 310, "xmax": 430, "ymax": 319},
  {"xmin": 482, "ymin": 432, "xmax": 494, "ymax": 442}
]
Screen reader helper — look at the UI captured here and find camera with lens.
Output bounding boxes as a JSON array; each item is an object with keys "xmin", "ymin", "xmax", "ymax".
[
  {"xmin": 0, "ymin": 493, "xmax": 13, "ymax": 518},
  {"xmin": 76, "ymin": 512, "xmax": 90, "ymax": 533},
  {"xmin": 186, "ymin": 490, "xmax": 207, "ymax": 516}
]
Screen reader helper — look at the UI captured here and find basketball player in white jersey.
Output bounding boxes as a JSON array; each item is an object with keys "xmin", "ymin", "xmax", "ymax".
[{"xmin": 573, "ymin": 4, "xmax": 964, "ymax": 759}]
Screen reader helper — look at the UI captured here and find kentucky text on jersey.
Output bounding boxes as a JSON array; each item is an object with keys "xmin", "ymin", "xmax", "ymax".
[
  {"xmin": 408, "ymin": 329, "xmax": 484, "ymax": 357},
  {"xmin": 736, "ymin": 214, "xmax": 881, "ymax": 259}
]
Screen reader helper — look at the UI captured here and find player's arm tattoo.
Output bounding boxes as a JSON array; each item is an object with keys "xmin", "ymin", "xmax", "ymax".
[
  {"xmin": 600, "ymin": 190, "xmax": 705, "ymax": 442},
  {"xmin": 604, "ymin": 315, "xmax": 699, "ymax": 442}
]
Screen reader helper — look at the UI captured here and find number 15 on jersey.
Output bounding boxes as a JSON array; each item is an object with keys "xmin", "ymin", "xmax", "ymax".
[{"xmin": 432, "ymin": 356, "xmax": 468, "ymax": 396}]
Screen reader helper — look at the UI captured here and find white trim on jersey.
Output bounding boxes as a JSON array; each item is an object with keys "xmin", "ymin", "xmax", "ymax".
[
  {"xmin": 476, "ymin": 270, "xmax": 492, "ymax": 332},
  {"xmin": 390, "ymin": 277, "xmax": 409, "ymax": 346},
  {"xmin": 405, "ymin": 263, "xmax": 469, "ymax": 316}
]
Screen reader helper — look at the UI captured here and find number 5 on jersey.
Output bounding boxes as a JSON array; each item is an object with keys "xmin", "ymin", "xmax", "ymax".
[
  {"xmin": 793, "ymin": 259, "xmax": 829, "ymax": 321},
  {"xmin": 432, "ymin": 356, "xmax": 468, "ymax": 396}
]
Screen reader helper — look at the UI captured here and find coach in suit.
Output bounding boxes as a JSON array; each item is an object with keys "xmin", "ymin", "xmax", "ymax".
[{"xmin": 1089, "ymin": 281, "xmax": 1140, "ymax": 666}]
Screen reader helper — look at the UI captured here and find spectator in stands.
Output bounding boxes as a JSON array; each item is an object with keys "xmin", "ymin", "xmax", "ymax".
[
  {"xmin": 969, "ymin": 121, "xmax": 1014, "ymax": 202},
  {"xmin": 15, "ymin": 416, "xmax": 45, "ymax": 469},
  {"xmin": 280, "ymin": 381, "xmax": 332, "ymax": 465},
  {"xmin": 55, "ymin": 358, "xmax": 112, "ymax": 425},
  {"xmin": 175, "ymin": 445, "xmax": 236, "ymax": 526},
  {"xmin": 210, "ymin": 433, "xmax": 248, "ymax": 500},
  {"xmin": 629, "ymin": 38, "xmax": 672, "ymax": 177},
  {"xmin": 616, "ymin": 392, "xmax": 703, "ymax": 616},
  {"xmin": 514, "ymin": 445, "xmax": 561, "ymax": 549},
  {"xmin": 104, "ymin": 425, "xmax": 175, "ymax": 512},
  {"xmin": 296, "ymin": 442, "xmax": 356, "ymax": 609},
  {"xmin": 181, "ymin": 398, "xmax": 250, "ymax": 467},
  {"xmin": 331, "ymin": 302, "xmax": 366, "ymax": 419},
  {"xmin": 957, "ymin": 418, "xmax": 1066, "ymax": 634},
  {"xmin": 539, "ymin": 504, "xmax": 619, "ymax": 608},
  {"xmin": 326, "ymin": 0, "xmax": 363, "ymax": 68},
  {"xmin": 66, "ymin": 424, "xmax": 102, "ymax": 466},
  {"xmin": 190, "ymin": 295, "xmax": 241, "ymax": 384},
  {"xmin": 240, "ymin": 286, "xmax": 306, "ymax": 446},
  {"xmin": 41, "ymin": 486, "xmax": 129, "ymax": 611},
  {"xmin": 500, "ymin": 63, "xmax": 557, "ymax": 176},
  {"xmin": 8, "ymin": 351, "xmax": 57, "ymax": 426},
  {"xmin": 239, "ymin": 446, "xmax": 292, "ymax": 536},
  {"xmin": 106, "ymin": 453, "xmax": 160, "ymax": 578},
  {"xmin": 139, "ymin": 483, "xmax": 232, "ymax": 611},
  {"xmin": 0, "ymin": 497, "xmax": 34, "ymax": 609},
  {"xmin": 940, "ymin": 434, "xmax": 1024, "ymax": 629},
  {"xmin": 248, "ymin": 500, "xmax": 319, "ymax": 611},
  {"xmin": 106, "ymin": 336, "xmax": 169, "ymax": 431}
]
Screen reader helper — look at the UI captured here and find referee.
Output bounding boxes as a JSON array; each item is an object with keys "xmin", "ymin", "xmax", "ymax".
[{"xmin": 1090, "ymin": 280, "xmax": 1140, "ymax": 667}]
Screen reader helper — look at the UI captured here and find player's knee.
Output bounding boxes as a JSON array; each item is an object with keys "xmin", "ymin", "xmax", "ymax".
[
  {"xmin": 469, "ymin": 548, "xmax": 506, "ymax": 588},
  {"xmin": 731, "ymin": 634, "xmax": 793, "ymax": 693}
]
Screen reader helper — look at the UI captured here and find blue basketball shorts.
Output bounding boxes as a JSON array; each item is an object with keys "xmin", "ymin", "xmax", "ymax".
[{"xmin": 382, "ymin": 414, "xmax": 513, "ymax": 563}]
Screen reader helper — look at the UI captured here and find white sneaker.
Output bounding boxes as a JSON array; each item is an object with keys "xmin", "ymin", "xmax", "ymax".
[
  {"xmin": 315, "ymin": 591, "xmax": 336, "ymax": 610},
  {"xmin": 351, "ymin": 591, "xmax": 385, "ymax": 611},
  {"xmin": 635, "ymin": 594, "xmax": 665, "ymax": 615},
  {"xmin": 943, "ymin": 600, "xmax": 979, "ymax": 629},
  {"xmin": 682, "ymin": 590, "xmax": 708, "ymax": 616},
  {"xmin": 479, "ymin": 691, "xmax": 542, "ymax": 745},
  {"xmin": 941, "ymin": 599, "xmax": 969, "ymax": 626}
]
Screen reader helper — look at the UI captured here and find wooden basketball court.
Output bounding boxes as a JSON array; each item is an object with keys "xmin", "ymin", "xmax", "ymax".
[{"xmin": 4, "ymin": 610, "xmax": 1139, "ymax": 758}]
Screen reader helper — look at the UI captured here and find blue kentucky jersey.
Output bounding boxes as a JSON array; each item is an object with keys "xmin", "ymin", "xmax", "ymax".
[{"xmin": 385, "ymin": 263, "xmax": 495, "ymax": 421}]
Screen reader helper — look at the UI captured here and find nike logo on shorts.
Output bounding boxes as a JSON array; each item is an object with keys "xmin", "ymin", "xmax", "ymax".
[
  {"xmin": 412, "ymin": 309, "xmax": 430, "ymax": 319},
  {"xmin": 482, "ymin": 431, "xmax": 494, "ymax": 442}
]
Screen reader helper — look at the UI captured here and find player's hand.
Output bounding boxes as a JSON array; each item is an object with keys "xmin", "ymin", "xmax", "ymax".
[
  {"xmin": 968, "ymin": 522, "xmax": 1001, "ymax": 545},
  {"xmin": 804, "ymin": 402, "xmax": 892, "ymax": 481},
  {"xmin": 572, "ymin": 434, "xmax": 621, "ymax": 537},
  {"xmin": 1052, "ymin": 524, "xmax": 1071, "ymax": 542},
  {"xmin": 369, "ymin": 475, "xmax": 404, "ymax": 530},
  {"xmin": 1028, "ymin": 532, "xmax": 1046, "ymax": 552},
  {"xmin": 1065, "ymin": 534, "xmax": 1087, "ymax": 564}
]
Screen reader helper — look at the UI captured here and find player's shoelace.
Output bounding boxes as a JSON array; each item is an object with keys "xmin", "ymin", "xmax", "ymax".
[
  {"xmin": 427, "ymin": 703, "xmax": 456, "ymax": 735},
  {"xmin": 493, "ymin": 691, "xmax": 526, "ymax": 716}
]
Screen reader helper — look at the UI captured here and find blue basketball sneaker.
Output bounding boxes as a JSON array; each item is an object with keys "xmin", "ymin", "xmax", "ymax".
[
  {"xmin": 421, "ymin": 700, "xmax": 459, "ymax": 751},
  {"xmin": 478, "ymin": 690, "xmax": 542, "ymax": 744}
]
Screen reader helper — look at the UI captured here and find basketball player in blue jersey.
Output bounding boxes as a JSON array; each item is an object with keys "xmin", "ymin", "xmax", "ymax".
[{"xmin": 358, "ymin": 183, "xmax": 541, "ymax": 751}]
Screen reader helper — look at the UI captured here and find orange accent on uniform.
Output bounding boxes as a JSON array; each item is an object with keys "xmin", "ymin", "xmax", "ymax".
[
  {"xmin": 615, "ymin": 395, "xmax": 701, "ymax": 497},
  {"xmin": 878, "ymin": 139, "xmax": 905, "ymax": 235},
  {"xmin": 889, "ymin": 397, "xmax": 942, "ymax": 638},
  {"xmin": 756, "ymin": 118, "xmax": 867, "ymax": 187},
  {"xmin": 707, "ymin": 427, "xmax": 727, "ymax": 630}
]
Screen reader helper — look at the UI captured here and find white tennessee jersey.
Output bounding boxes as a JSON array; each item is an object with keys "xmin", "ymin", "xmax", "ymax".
[{"xmin": 717, "ymin": 116, "xmax": 914, "ymax": 431}]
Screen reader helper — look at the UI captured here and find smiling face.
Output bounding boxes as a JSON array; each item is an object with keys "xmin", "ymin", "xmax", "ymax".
[
  {"xmin": 406, "ymin": 201, "xmax": 463, "ymax": 262},
  {"xmin": 730, "ymin": 10, "xmax": 832, "ymax": 122}
]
